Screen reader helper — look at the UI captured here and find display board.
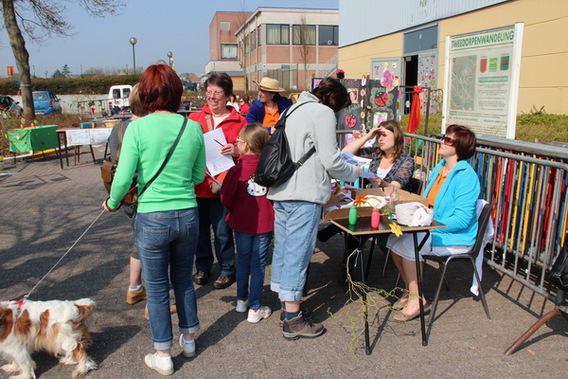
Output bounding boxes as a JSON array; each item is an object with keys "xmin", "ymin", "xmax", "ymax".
[{"xmin": 442, "ymin": 23, "xmax": 524, "ymax": 138}]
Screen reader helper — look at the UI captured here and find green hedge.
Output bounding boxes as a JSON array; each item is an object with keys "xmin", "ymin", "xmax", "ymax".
[{"xmin": 0, "ymin": 74, "xmax": 141, "ymax": 95}]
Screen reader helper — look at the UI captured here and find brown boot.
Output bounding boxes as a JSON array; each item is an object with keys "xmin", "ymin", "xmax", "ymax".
[
  {"xmin": 282, "ymin": 313, "xmax": 325, "ymax": 340},
  {"xmin": 126, "ymin": 287, "xmax": 147, "ymax": 305}
]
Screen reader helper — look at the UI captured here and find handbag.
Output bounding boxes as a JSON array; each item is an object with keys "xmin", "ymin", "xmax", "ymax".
[
  {"xmin": 549, "ymin": 239, "xmax": 568, "ymax": 289},
  {"xmin": 101, "ymin": 122, "xmax": 138, "ymax": 205},
  {"xmin": 103, "ymin": 118, "xmax": 188, "ymax": 210}
]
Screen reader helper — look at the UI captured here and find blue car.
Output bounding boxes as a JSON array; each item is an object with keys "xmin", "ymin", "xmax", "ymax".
[{"xmin": 33, "ymin": 91, "xmax": 62, "ymax": 115}]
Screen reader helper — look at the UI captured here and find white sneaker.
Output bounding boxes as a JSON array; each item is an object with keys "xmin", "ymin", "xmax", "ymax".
[
  {"xmin": 178, "ymin": 334, "xmax": 196, "ymax": 358},
  {"xmin": 144, "ymin": 352, "xmax": 173, "ymax": 376},
  {"xmin": 236, "ymin": 299, "xmax": 248, "ymax": 313},
  {"xmin": 247, "ymin": 306, "xmax": 272, "ymax": 323}
]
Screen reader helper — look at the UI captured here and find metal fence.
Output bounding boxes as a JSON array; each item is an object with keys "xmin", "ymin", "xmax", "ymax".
[
  {"xmin": 75, "ymin": 97, "xmax": 125, "ymax": 116},
  {"xmin": 403, "ymin": 133, "xmax": 568, "ymax": 303}
]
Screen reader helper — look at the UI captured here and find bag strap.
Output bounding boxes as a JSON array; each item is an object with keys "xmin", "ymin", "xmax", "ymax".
[
  {"xmin": 277, "ymin": 102, "xmax": 316, "ymax": 168},
  {"xmin": 275, "ymin": 101, "xmax": 309, "ymax": 128},
  {"xmin": 116, "ymin": 122, "xmax": 124, "ymax": 158},
  {"xmin": 137, "ymin": 118, "xmax": 188, "ymax": 199}
]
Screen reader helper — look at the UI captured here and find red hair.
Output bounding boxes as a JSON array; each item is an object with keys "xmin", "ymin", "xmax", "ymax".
[{"xmin": 139, "ymin": 63, "xmax": 182, "ymax": 112}]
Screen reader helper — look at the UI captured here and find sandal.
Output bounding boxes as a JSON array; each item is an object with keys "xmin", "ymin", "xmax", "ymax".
[{"xmin": 392, "ymin": 304, "xmax": 431, "ymax": 322}]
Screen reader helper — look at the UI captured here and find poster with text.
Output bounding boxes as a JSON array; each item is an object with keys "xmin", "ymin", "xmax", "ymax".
[{"xmin": 443, "ymin": 23, "xmax": 524, "ymax": 139}]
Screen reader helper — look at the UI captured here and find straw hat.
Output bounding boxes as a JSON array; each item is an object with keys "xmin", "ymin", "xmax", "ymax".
[{"xmin": 254, "ymin": 77, "xmax": 285, "ymax": 92}]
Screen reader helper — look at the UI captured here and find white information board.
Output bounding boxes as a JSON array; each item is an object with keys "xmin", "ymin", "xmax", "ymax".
[{"xmin": 442, "ymin": 23, "xmax": 524, "ymax": 139}]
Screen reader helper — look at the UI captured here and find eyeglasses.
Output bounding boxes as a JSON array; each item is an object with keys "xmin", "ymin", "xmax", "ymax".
[
  {"xmin": 236, "ymin": 137, "xmax": 246, "ymax": 143},
  {"xmin": 206, "ymin": 90, "xmax": 225, "ymax": 97},
  {"xmin": 441, "ymin": 135, "xmax": 456, "ymax": 146}
]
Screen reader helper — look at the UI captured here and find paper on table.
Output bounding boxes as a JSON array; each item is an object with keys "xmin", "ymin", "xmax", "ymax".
[
  {"xmin": 204, "ymin": 128, "xmax": 234, "ymax": 177},
  {"xmin": 360, "ymin": 170, "xmax": 376, "ymax": 179}
]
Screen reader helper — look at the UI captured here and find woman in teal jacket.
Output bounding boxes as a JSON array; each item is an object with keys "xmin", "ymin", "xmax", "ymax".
[{"xmin": 387, "ymin": 125, "xmax": 479, "ymax": 322}]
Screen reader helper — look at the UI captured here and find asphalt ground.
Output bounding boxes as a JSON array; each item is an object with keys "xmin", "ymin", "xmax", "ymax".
[{"xmin": 1, "ymin": 149, "xmax": 566, "ymax": 378}]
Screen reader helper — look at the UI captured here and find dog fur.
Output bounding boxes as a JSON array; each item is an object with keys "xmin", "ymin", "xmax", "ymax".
[{"xmin": 0, "ymin": 298, "xmax": 97, "ymax": 379}]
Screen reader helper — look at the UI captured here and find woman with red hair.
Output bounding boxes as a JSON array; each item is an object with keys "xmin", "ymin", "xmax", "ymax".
[{"xmin": 103, "ymin": 63, "xmax": 206, "ymax": 376}]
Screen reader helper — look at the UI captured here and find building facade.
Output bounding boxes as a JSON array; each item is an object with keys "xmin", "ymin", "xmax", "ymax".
[
  {"xmin": 338, "ymin": 0, "xmax": 568, "ymax": 115},
  {"xmin": 236, "ymin": 7, "xmax": 340, "ymax": 91},
  {"xmin": 205, "ymin": 11, "xmax": 252, "ymax": 91}
]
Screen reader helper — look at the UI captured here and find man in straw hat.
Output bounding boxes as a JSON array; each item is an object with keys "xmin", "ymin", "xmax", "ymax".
[{"xmin": 246, "ymin": 77, "xmax": 292, "ymax": 134}]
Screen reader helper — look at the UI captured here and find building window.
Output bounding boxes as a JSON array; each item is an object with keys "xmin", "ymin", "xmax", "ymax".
[
  {"xmin": 267, "ymin": 24, "xmax": 289, "ymax": 45},
  {"xmin": 293, "ymin": 25, "xmax": 316, "ymax": 45},
  {"xmin": 220, "ymin": 22, "xmax": 230, "ymax": 31},
  {"xmin": 250, "ymin": 29, "xmax": 257, "ymax": 51},
  {"xmin": 257, "ymin": 26, "xmax": 262, "ymax": 46},
  {"xmin": 221, "ymin": 44, "xmax": 238, "ymax": 59},
  {"xmin": 318, "ymin": 25, "xmax": 338, "ymax": 46},
  {"xmin": 404, "ymin": 25, "xmax": 438, "ymax": 54}
]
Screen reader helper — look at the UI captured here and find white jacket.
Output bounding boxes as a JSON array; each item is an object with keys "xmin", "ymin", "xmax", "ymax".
[{"xmin": 267, "ymin": 91, "xmax": 359, "ymax": 205}]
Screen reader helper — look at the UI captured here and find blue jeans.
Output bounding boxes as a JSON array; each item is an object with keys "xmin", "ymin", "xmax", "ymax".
[
  {"xmin": 135, "ymin": 208, "xmax": 200, "ymax": 350},
  {"xmin": 235, "ymin": 231, "xmax": 272, "ymax": 310},
  {"xmin": 195, "ymin": 197, "xmax": 235, "ymax": 276},
  {"xmin": 270, "ymin": 201, "xmax": 321, "ymax": 301}
]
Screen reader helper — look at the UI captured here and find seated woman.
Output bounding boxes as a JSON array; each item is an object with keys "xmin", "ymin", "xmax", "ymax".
[
  {"xmin": 342, "ymin": 120, "xmax": 414, "ymax": 191},
  {"xmin": 388, "ymin": 124, "xmax": 480, "ymax": 322},
  {"xmin": 318, "ymin": 120, "xmax": 414, "ymax": 243}
]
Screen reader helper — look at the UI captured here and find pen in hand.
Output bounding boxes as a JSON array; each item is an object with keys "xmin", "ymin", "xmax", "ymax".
[{"xmin": 214, "ymin": 139, "xmax": 225, "ymax": 147}]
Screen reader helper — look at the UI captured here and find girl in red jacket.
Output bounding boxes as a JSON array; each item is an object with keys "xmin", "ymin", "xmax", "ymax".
[{"xmin": 221, "ymin": 123, "xmax": 274, "ymax": 323}]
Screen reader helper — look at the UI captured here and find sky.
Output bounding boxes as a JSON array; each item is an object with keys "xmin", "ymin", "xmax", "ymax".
[{"xmin": 0, "ymin": 0, "xmax": 338, "ymax": 79}]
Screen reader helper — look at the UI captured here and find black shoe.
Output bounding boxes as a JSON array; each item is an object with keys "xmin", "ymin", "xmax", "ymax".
[
  {"xmin": 317, "ymin": 224, "xmax": 340, "ymax": 242},
  {"xmin": 213, "ymin": 274, "xmax": 235, "ymax": 289},
  {"xmin": 193, "ymin": 271, "xmax": 210, "ymax": 285}
]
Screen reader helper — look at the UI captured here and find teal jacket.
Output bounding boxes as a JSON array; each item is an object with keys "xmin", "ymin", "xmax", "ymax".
[
  {"xmin": 108, "ymin": 113, "xmax": 206, "ymax": 213},
  {"xmin": 424, "ymin": 159, "xmax": 479, "ymax": 247}
]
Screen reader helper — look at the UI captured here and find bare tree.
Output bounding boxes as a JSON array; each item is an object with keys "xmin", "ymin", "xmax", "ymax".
[
  {"xmin": 296, "ymin": 16, "xmax": 315, "ymax": 90},
  {"xmin": 236, "ymin": 8, "xmax": 251, "ymax": 92},
  {"xmin": 0, "ymin": 0, "xmax": 123, "ymax": 123}
]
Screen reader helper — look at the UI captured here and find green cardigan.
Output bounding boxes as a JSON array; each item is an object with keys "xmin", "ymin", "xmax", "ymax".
[{"xmin": 108, "ymin": 113, "xmax": 206, "ymax": 213}]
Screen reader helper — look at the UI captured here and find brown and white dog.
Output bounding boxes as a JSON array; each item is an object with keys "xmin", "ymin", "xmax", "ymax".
[{"xmin": 0, "ymin": 298, "xmax": 97, "ymax": 379}]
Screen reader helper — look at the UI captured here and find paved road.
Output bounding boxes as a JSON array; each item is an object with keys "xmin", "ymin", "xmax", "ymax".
[{"xmin": 1, "ymin": 152, "xmax": 566, "ymax": 378}]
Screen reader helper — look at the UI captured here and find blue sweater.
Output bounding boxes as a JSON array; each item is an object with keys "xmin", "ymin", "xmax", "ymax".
[
  {"xmin": 245, "ymin": 97, "xmax": 292, "ymax": 126},
  {"xmin": 424, "ymin": 159, "xmax": 480, "ymax": 247}
]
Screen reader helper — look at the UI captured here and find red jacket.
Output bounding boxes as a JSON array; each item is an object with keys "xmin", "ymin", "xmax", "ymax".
[
  {"xmin": 239, "ymin": 103, "xmax": 250, "ymax": 115},
  {"xmin": 189, "ymin": 105, "xmax": 247, "ymax": 198},
  {"xmin": 220, "ymin": 155, "xmax": 274, "ymax": 234}
]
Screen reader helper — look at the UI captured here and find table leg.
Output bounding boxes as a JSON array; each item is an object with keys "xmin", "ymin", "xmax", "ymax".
[
  {"xmin": 357, "ymin": 237, "xmax": 371, "ymax": 355},
  {"xmin": 89, "ymin": 144, "xmax": 96, "ymax": 163},
  {"xmin": 412, "ymin": 231, "xmax": 430, "ymax": 346},
  {"xmin": 57, "ymin": 132, "xmax": 64, "ymax": 169}
]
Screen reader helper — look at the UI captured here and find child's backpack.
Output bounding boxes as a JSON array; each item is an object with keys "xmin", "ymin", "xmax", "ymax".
[{"xmin": 255, "ymin": 102, "xmax": 315, "ymax": 187}]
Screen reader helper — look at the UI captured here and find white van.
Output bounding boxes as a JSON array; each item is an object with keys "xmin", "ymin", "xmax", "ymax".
[{"xmin": 108, "ymin": 85, "xmax": 132, "ymax": 113}]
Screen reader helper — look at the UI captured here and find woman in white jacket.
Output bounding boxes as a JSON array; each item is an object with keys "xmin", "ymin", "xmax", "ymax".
[{"xmin": 268, "ymin": 78, "xmax": 361, "ymax": 340}]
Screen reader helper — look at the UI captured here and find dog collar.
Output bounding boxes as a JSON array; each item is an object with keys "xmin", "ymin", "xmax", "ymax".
[{"xmin": 12, "ymin": 299, "xmax": 25, "ymax": 318}]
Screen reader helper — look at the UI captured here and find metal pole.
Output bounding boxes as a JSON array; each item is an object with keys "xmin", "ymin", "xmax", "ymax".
[{"xmin": 129, "ymin": 37, "xmax": 137, "ymax": 74}]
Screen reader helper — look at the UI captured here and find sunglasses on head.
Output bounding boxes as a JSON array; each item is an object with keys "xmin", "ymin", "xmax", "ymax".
[{"xmin": 441, "ymin": 135, "xmax": 456, "ymax": 146}]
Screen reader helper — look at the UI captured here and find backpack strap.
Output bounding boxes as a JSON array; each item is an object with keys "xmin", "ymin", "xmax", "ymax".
[
  {"xmin": 277, "ymin": 102, "xmax": 316, "ymax": 167},
  {"xmin": 275, "ymin": 101, "xmax": 309, "ymax": 128}
]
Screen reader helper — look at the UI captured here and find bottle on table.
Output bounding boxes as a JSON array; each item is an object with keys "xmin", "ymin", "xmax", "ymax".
[{"xmin": 348, "ymin": 205, "xmax": 358, "ymax": 225}]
